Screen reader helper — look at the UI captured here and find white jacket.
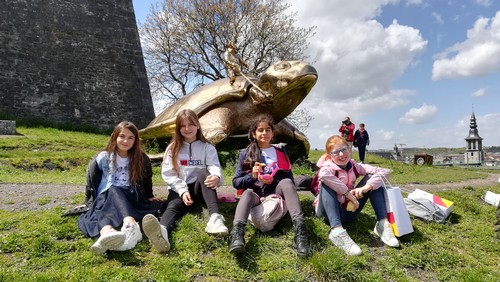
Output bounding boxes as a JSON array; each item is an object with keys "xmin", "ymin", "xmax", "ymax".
[{"xmin": 161, "ymin": 140, "xmax": 223, "ymax": 196}]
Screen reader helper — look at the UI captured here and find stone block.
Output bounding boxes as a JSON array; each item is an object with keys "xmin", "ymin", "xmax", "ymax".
[{"xmin": 0, "ymin": 120, "xmax": 16, "ymax": 135}]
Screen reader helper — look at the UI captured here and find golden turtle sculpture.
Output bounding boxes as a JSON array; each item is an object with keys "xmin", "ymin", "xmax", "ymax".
[{"xmin": 139, "ymin": 60, "xmax": 318, "ymax": 160}]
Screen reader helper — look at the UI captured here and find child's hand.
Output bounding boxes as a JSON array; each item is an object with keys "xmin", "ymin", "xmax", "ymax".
[
  {"xmin": 252, "ymin": 162, "xmax": 265, "ymax": 179},
  {"xmin": 345, "ymin": 191, "xmax": 359, "ymax": 210},
  {"xmin": 204, "ymin": 175, "xmax": 220, "ymax": 189},
  {"xmin": 353, "ymin": 185, "xmax": 372, "ymax": 199},
  {"xmin": 258, "ymin": 174, "xmax": 273, "ymax": 185},
  {"xmin": 182, "ymin": 192, "xmax": 193, "ymax": 206}
]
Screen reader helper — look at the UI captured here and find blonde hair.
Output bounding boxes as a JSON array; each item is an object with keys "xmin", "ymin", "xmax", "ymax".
[{"xmin": 169, "ymin": 109, "xmax": 210, "ymax": 176}]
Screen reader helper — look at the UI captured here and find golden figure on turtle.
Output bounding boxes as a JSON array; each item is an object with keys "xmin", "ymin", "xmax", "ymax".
[{"xmin": 224, "ymin": 42, "xmax": 248, "ymax": 86}]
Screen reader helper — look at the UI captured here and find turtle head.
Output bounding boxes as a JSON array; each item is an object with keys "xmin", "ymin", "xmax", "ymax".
[{"xmin": 251, "ymin": 61, "xmax": 318, "ymax": 119}]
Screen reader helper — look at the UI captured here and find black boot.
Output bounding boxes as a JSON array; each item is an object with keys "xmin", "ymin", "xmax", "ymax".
[
  {"xmin": 229, "ymin": 223, "xmax": 246, "ymax": 254},
  {"xmin": 293, "ymin": 219, "xmax": 310, "ymax": 257}
]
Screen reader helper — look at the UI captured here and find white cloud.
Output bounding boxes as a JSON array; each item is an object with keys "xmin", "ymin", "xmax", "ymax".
[
  {"xmin": 471, "ymin": 87, "xmax": 487, "ymax": 97},
  {"xmin": 399, "ymin": 103, "xmax": 438, "ymax": 124},
  {"xmin": 376, "ymin": 129, "xmax": 396, "ymax": 141},
  {"xmin": 473, "ymin": 0, "xmax": 492, "ymax": 7},
  {"xmin": 432, "ymin": 12, "xmax": 444, "ymax": 25},
  {"xmin": 406, "ymin": 0, "xmax": 424, "ymax": 6},
  {"xmin": 432, "ymin": 11, "xmax": 500, "ymax": 80},
  {"xmin": 288, "ymin": 0, "xmax": 427, "ymax": 150}
]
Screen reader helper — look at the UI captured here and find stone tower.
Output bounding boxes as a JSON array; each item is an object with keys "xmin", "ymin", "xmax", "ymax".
[
  {"xmin": 464, "ymin": 112, "xmax": 484, "ymax": 165},
  {"xmin": 0, "ymin": 0, "xmax": 154, "ymax": 129}
]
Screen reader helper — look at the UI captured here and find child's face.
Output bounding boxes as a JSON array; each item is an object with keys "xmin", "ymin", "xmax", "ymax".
[
  {"xmin": 179, "ymin": 118, "xmax": 198, "ymax": 143},
  {"xmin": 329, "ymin": 143, "xmax": 351, "ymax": 166},
  {"xmin": 116, "ymin": 128, "xmax": 135, "ymax": 155},
  {"xmin": 253, "ymin": 121, "xmax": 273, "ymax": 148}
]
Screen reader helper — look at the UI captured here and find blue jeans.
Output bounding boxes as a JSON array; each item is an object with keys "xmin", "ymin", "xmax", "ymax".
[{"xmin": 316, "ymin": 175, "xmax": 387, "ymax": 228}]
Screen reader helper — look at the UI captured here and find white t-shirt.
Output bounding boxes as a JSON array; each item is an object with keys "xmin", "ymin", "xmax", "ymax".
[{"xmin": 113, "ymin": 155, "xmax": 130, "ymax": 187}]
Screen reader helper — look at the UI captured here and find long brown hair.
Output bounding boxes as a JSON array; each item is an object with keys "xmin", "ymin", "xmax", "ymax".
[
  {"xmin": 241, "ymin": 114, "xmax": 275, "ymax": 171},
  {"xmin": 168, "ymin": 109, "xmax": 209, "ymax": 175},
  {"xmin": 105, "ymin": 121, "xmax": 144, "ymax": 185}
]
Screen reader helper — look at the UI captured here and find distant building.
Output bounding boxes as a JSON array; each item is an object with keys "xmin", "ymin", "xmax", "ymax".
[{"xmin": 464, "ymin": 112, "xmax": 484, "ymax": 165}]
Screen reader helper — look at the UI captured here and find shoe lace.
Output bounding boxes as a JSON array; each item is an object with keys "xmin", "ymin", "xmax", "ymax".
[
  {"xmin": 336, "ymin": 232, "xmax": 356, "ymax": 250},
  {"xmin": 381, "ymin": 222, "xmax": 395, "ymax": 240},
  {"xmin": 296, "ymin": 224, "xmax": 308, "ymax": 240},
  {"xmin": 213, "ymin": 214, "xmax": 225, "ymax": 227}
]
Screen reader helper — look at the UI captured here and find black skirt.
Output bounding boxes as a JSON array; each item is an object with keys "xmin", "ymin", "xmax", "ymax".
[{"xmin": 78, "ymin": 185, "xmax": 163, "ymax": 238}]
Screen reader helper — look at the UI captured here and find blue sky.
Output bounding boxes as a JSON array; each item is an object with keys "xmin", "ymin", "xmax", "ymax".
[{"xmin": 132, "ymin": 0, "xmax": 500, "ymax": 150}]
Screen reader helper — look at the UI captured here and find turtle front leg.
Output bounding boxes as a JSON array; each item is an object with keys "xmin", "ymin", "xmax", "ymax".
[
  {"xmin": 203, "ymin": 126, "xmax": 229, "ymax": 144},
  {"xmin": 199, "ymin": 111, "xmax": 232, "ymax": 144}
]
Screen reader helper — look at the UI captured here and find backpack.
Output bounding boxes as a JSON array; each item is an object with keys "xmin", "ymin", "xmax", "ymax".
[
  {"xmin": 248, "ymin": 194, "xmax": 288, "ymax": 232},
  {"xmin": 310, "ymin": 162, "xmax": 359, "ymax": 196},
  {"xmin": 403, "ymin": 197, "xmax": 449, "ymax": 223}
]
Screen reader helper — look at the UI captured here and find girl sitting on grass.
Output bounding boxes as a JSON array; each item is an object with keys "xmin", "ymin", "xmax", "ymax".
[
  {"xmin": 315, "ymin": 135, "xmax": 399, "ymax": 256},
  {"xmin": 141, "ymin": 109, "xmax": 228, "ymax": 253},
  {"xmin": 229, "ymin": 114, "xmax": 310, "ymax": 257},
  {"xmin": 78, "ymin": 121, "xmax": 164, "ymax": 255}
]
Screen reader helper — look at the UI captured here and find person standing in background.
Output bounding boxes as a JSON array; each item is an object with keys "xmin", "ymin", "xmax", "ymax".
[
  {"xmin": 353, "ymin": 123, "xmax": 370, "ymax": 163},
  {"xmin": 339, "ymin": 117, "xmax": 355, "ymax": 147}
]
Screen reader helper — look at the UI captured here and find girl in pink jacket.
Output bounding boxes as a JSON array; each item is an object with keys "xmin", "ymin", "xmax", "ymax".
[{"xmin": 315, "ymin": 135, "xmax": 399, "ymax": 256}]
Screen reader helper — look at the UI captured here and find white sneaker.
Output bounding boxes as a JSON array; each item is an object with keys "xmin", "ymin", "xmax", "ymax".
[
  {"xmin": 115, "ymin": 222, "xmax": 143, "ymax": 251},
  {"xmin": 142, "ymin": 214, "xmax": 170, "ymax": 253},
  {"xmin": 205, "ymin": 213, "xmax": 229, "ymax": 235},
  {"xmin": 90, "ymin": 230, "xmax": 126, "ymax": 255},
  {"xmin": 374, "ymin": 220, "xmax": 400, "ymax": 248},
  {"xmin": 328, "ymin": 229, "xmax": 362, "ymax": 256}
]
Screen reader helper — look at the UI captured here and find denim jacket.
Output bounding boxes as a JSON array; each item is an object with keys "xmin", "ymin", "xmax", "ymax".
[{"xmin": 84, "ymin": 151, "xmax": 153, "ymax": 206}]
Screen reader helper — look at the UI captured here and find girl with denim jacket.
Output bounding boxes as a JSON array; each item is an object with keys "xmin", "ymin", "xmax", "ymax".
[{"xmin": 78, "ymin": 121, "xmax": 163, "ymax": 255}]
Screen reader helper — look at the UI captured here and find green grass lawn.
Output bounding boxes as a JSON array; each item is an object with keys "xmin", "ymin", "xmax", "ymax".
[{"xmin": 1, "ymin": 126, "xmax": 499, "ymax": 281}]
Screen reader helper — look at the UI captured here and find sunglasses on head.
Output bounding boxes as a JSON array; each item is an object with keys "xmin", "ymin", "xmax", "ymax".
[{"xmin": 329, "ymin": 146, "xmax": 350, "ymax": 156}]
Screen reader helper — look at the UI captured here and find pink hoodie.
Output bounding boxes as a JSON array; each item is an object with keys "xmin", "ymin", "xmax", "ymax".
[{"xmin": 316, "ymin": 155, "xmax": 391, "ymax": 203}]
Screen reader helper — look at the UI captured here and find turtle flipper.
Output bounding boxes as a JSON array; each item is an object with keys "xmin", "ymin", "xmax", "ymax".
[{"xmin": 204, "ymin": 128, "xmax": 229, "ymax": 144}]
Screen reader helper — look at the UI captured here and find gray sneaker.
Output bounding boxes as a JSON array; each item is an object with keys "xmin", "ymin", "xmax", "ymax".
[
  {"xmin": 142, "ymin": 214, "xmax": 170, "ymax": 253},
  {"xmin": 90, "ymin": 230, "xmax": 126, "ymax": 255},
  {"xmin": 373, "ymin": 220, "xmax": 400, "ymax": 248},
  {"xmin": 328, "ymin": 229, "xmax": 362, "ymax": 256}
]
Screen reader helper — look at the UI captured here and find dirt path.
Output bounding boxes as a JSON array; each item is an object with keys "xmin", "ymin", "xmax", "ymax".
[{"xmin": 1, "ymin": 173, "xmax": 499, "ymax": 212}]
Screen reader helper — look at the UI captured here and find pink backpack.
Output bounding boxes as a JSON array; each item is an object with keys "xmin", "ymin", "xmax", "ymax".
[{"xmin": 248, "ymin": 194, "xmax": 288, "ymax": 232}]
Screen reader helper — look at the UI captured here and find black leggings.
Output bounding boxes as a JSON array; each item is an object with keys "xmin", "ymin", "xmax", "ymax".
[{"xmin": 159, "ymin": 169, "xmax": 219, "ymax": 232}]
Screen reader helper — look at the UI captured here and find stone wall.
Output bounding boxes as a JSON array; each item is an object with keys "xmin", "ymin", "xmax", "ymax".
[{"xmin": 0, "ymin": 0, "xmax": 154, "ymax": 129}]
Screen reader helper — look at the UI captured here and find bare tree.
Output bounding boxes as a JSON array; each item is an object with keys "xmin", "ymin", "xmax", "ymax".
[
  {"xmin": 139, "ymin": 0, "xmax": 315, "ymax": 109},
  {"xmin": 287, "ymin": 108, "xmax": 313, "ymax": 134}
]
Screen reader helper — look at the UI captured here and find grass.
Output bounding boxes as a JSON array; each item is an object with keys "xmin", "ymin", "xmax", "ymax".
[{"xmin": 1, "ymin": 126, "xmax": 500, "ymax": 281}]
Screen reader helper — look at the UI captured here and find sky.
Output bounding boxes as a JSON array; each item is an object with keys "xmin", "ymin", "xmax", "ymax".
[{"xmin": 132, "ymin": 0, "xmax": 500, "ymax": 151}]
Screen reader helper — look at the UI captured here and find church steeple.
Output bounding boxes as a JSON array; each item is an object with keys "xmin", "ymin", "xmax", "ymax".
[
  {"xmin": 464, "ymin": 111, "xmax": 484, "ymax": 165},
  {"xmin": 466, "ymin": 112, "xmax": 482, "ymax": 139}
]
